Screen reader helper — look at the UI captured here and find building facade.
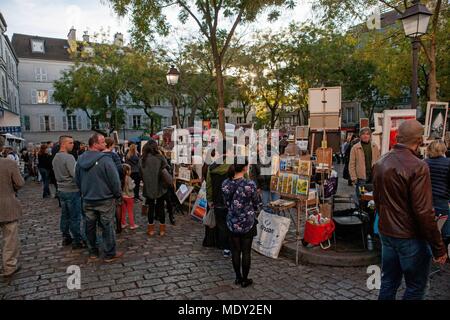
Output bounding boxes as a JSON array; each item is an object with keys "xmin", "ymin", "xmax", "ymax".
[
  {"xmin": 0, "ymin": 13, "xmax": 21, "ymax": 137},
  {"xmin": 12, "ymin": 29, "xmax": 173, "ymax": 144}
]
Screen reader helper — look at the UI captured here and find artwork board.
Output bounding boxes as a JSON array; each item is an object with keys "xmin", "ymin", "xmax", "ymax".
[
  {"xmin": 424, "ymin": 102, "xmax": 449, "ymax": 140},
  {"xmin": 381, "ymin": 109, "xmax": 416, "ymax": 155}
]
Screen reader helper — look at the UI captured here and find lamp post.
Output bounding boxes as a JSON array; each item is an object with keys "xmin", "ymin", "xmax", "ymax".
[
  {"xmin": 105, "ymin": 110, "xmax": 112, "ymax": 135},
  {"xmin": 166, "ymin": 65, "xmax": 180, "ymax": 128},
  {"xmin": 400, "ymin": 0, "xmax": 432, "ymax": 111}
]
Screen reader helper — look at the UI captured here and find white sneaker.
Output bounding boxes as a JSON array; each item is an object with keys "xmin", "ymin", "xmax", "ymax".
[{"xmin": 130, "ymin": 225, "xmax": 139, "ymax": 230}]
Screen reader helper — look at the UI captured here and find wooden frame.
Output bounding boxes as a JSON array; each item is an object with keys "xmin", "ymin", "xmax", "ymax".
[
  {"xmin": 381, "ymin": 109, "xmax": 416, "ymax": 155},
  {"xmin": 424, "ymin": 101, "xmax": 449, "ymax": 140}
]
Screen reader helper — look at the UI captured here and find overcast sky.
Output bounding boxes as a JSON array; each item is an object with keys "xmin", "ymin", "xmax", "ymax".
[{"xmin": 2, "ymin": 0, "xmax": 314, "ymax": 45}]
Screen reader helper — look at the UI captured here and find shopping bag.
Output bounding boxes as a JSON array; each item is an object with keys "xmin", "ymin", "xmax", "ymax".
[
  {"xmin": 252, "ymin": 210, "xmax": 291, "ymax": 259},
  {"xmin": 203, "ymin": 208, "xmax": 216, "ymax": 228}
]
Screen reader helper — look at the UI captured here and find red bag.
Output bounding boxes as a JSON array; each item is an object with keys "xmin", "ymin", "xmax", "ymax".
[{"xmin": 303, "ymin": 220, "xmax": 335, "ymax": 246}]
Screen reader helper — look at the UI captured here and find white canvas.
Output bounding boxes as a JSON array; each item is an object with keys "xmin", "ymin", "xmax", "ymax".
[
  {"xmin": 308, "ymin": 87, "xmax": 342, "ymax": 114},
  {"xmin": 424, "ymin": 101, "xmax": 449, "ymax": 140}
]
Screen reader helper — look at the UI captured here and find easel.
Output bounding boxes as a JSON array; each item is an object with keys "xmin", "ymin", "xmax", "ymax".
[{"xmin": 269, "ymin": 193, "xmax": 319, "ymax": 265}]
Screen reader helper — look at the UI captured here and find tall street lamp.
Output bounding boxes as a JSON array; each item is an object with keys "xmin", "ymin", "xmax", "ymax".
[
  {"xmin": 166, "ymin": 65, "xmax": 180, "ymax": 127},
  {"xmin": 105, "ymin": 110, "xmax": 112, "ymax": 135},
  {"xmin": 400, "ymin": 0, "xmax": 432, "ymax": 111}
]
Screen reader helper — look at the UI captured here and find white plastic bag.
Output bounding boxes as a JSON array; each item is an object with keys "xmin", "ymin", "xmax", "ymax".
[{"xmin": 252, "ymin": 210, "xmax": 291, "ymax": 259}]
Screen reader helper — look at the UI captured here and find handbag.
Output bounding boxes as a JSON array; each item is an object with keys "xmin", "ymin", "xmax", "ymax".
[
  {"xmin": 160, "ymin": 166, "xmax": 173, "ymax": 188},
  {"xmin": 203, "ymin": 208, "xmax": 216, "ymax": 228}
]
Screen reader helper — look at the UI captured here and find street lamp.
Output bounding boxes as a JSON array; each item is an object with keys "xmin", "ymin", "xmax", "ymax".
[
  {"xmin": 166, "ymin": 65, "xmax": 180, "ymax": 127},
  {"xmin": 400, "ymin": 0, "xmax": 432, "ymax": 111}
]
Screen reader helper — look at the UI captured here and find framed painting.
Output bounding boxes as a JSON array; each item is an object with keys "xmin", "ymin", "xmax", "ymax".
[
  {"xmin": 381, "ymin": 109, "xmax": 416, "ymax": 155},
  {"xmin": 296, "ymin": 126, "xmax": 310, "ymax": 140},
  {"xmin": 424, "ymin": 102, "xmax": 449, "ymax": 140}
]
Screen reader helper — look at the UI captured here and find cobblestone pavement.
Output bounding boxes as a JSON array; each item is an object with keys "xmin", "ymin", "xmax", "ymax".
[{"xmin": 0, "ymin": 179, "xmax": 449, "ymax": 300}]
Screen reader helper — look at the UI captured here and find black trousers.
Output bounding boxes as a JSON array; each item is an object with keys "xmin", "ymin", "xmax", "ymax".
[
  {"xmin": 130, "ymin": 172, "xmax": 141, "ymax": 199},
  {"xmin": 146, "ymin": 196, "xmax": 165, "ymax": 224},
  {"xmin": 214, "ymin": 207, "xmax": 230, "ymax": 251}
]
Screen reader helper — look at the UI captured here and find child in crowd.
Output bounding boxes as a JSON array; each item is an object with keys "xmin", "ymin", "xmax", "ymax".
[{"xmin": 121, "ymin": 164, "xmax": 138, "ymax": 230}]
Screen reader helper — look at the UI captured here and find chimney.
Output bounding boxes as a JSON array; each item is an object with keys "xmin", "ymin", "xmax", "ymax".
[
  {"xmin": 113, "ymin": 32, "xmax": 123, "ymax": 47},
  {"xmin": 67, "ymin": 27, "xmax": 76, "ymax": 42},
  {"xmin": 67, "ymin": 27, "xmax": 77, "ymax": 53},
  {"xmin": 82, "ymin": 31, "xmax": 89, "ymax": 43}
]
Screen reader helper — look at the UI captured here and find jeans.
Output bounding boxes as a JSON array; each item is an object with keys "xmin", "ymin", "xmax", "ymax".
[
  {"xmin": 83, "ymin": 199, "xmax": 117, "ymax": 259},
  {"xmin": 261, "ymin": 190, "xmax": 280, "ymax": 213},
  {"xmin": 59, "ymin": 191, "xmax": 82, "ymax": 245},
  {"xmin": 378, "ymin": 234, "xmax": 432, "ymax": 300},
  {"xmin": 39, "ymin": 168, "xmax": 50, "ymax": 197}
]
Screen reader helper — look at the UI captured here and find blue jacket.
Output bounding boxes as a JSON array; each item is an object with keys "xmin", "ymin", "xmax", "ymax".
[
  {"xmin": 425, "ymin": 156, "xmax": 450, "ymax": 215},
  {"xmin": 75, "ymin": 150, "xmax": 121, "ymax": 202},
  {"xmin": 105, "ymin": 151, "xmax": 123, "ymax": 179}
]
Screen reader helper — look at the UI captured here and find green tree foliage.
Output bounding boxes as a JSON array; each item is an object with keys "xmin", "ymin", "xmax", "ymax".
[{"xmin": 107, "ymin": 0, "xmax": 296, "ymax": 133}]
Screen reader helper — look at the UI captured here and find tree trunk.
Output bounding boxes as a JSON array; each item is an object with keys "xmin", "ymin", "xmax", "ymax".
[{"xmin": 216, "ymin": 68, "xmax": 226, "ymax": 135}]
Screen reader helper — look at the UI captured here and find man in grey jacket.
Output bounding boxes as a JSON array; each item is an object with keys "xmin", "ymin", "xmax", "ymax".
[
  {"xmin": 53, "ymin": 135, "xmax": 84, "ymax": 249},
  {"xmin": 75, "ymin": 133, "xmax": 124, "ymax": 263}
]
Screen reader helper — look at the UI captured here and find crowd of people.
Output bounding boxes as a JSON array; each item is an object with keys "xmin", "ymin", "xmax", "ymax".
[{"xmin": 0, "ymin": 120, "xmax": 448, "ymax": 298}]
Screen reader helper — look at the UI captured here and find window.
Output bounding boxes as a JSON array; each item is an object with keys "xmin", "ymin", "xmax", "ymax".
[
  {"xmin": 37, "ymin": 90, "xmax": 48, "ymax": 104},
  {"xmin": 1, "ymin": 75, "xmax": 6, "ymax": 100},
  {"xmin": 23, "ymin": 116, "xmax": 30, "ymax": 131},
  {"xmin": 40, "ymin": 115, "xmax": 55, "ymax": 131},
  {"xmin": 90, "ymin": 116, "xmax": 100, "ymax": 130},
  {"xmin": 68, "ymin": 115, "xmax": 77, "ymax": 130},
  {"xmin": 31, "ymin": 40, "xmax": 45, "ymax": 53},
  {"xmin": 35, "ymin": 68, "xmax": 47, "ymax": 81},
  {"xmin": 132, "ymin": 115, "xmax": 142, "ymax": 129},
  {"xmin": 346, "ymin": 107, "xmax": 354, "ymax": 123}
]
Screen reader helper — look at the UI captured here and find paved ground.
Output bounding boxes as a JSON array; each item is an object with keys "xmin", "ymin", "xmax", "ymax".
[{"xmin": 0, "ymin": 176, "xmax": 449, "ymax": 300}]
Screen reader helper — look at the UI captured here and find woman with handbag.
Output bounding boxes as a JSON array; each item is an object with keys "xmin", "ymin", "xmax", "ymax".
[
  {"xmin": 139, "ymin": 139, "xmax": 170, "ymax": 236},
  {"xmin": 222, "ymin": 158, "xmax": 260, "ymax": 288}
]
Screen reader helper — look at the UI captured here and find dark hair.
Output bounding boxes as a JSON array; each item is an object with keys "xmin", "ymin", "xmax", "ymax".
[
  {"xmin": 0, "ymin": 136, "xmax": 4, "ymax": 150},
  {"xmin": 141, "ymin": 139, "xmax": 159, "ymax": 168},
  {"xmin": 105, "ymin": 137, "xmax": 115, "ymax": 148},
  {"xmin": 227, "ymin": 157, "xmax": 249, "ymax": 179},
  {"xmin": 38, "ymin": 144, "xmax": 48, "ymax": 156},
  {"xmin": 88, "ymin": 133, "xmax": 103, "ymax": 147}
]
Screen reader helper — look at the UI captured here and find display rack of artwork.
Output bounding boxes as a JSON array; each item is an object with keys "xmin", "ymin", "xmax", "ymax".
[{"xmin": 424, "ymin": 101, "xmax": 449, "ymax": 141}]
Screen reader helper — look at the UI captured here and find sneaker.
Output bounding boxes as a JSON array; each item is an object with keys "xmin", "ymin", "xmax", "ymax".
[
  {"xmin": 62, "ymin": 238, "xmax": 73, "ymax": 246},
  {"xmin": 88, "ymin": 254, "xmax": 99, "ymax": 261},
  {"xmin": 121, "ymin": 224, "xmax": 128, "ymax": 229},
  {"xmin": 2, "ymin": 265, "xmax": 22, "ymax": 278},
  {"xmin": 223, "ymin": 250, "xmax": 231, "ymax": 258},
  {"xmin": 130, "ymin": 225, "xmax": 139, "ymax": 230},
  {"xmin": 72, "ymin": 242, "xmax": 86, "ymax": 250},
  {"xmin": 241, "ymin": 279, "xmax": 253, "ymax": 288},
  {"xmin": 104, "ymin": 251, "xmax": 125, "ymax": 263}
]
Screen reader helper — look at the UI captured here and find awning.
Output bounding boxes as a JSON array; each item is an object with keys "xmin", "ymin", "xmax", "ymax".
[{"xmin": 1, "ymin": 133, "xmax": 25, "ymax": 141}]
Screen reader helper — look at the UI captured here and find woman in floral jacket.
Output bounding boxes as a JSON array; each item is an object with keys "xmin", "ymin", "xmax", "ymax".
[{"xmin": 222, "ymin": 158, "xmax": 260, "ymax": 288}]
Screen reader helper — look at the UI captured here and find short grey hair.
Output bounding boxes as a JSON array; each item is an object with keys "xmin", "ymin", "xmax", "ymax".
[{"xmin": 360, "ymin": 127, "xmax": 372, "ymax": 136}]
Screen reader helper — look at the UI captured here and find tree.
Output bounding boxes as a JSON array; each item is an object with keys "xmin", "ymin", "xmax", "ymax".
[
  {"xmin": 125, "ymin": 49, "xmax": 168, "ymax": 133},
  {"xmin": 313, "ymin": 0, "xmax": 450, "ymax": 102},
  {"xmin": 53, "ymin": 32, "xmax": 130, "ymax": 134},
  {"xmin": 108, "ymin": 0, "xmax": 296, "ymax": 134}
]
